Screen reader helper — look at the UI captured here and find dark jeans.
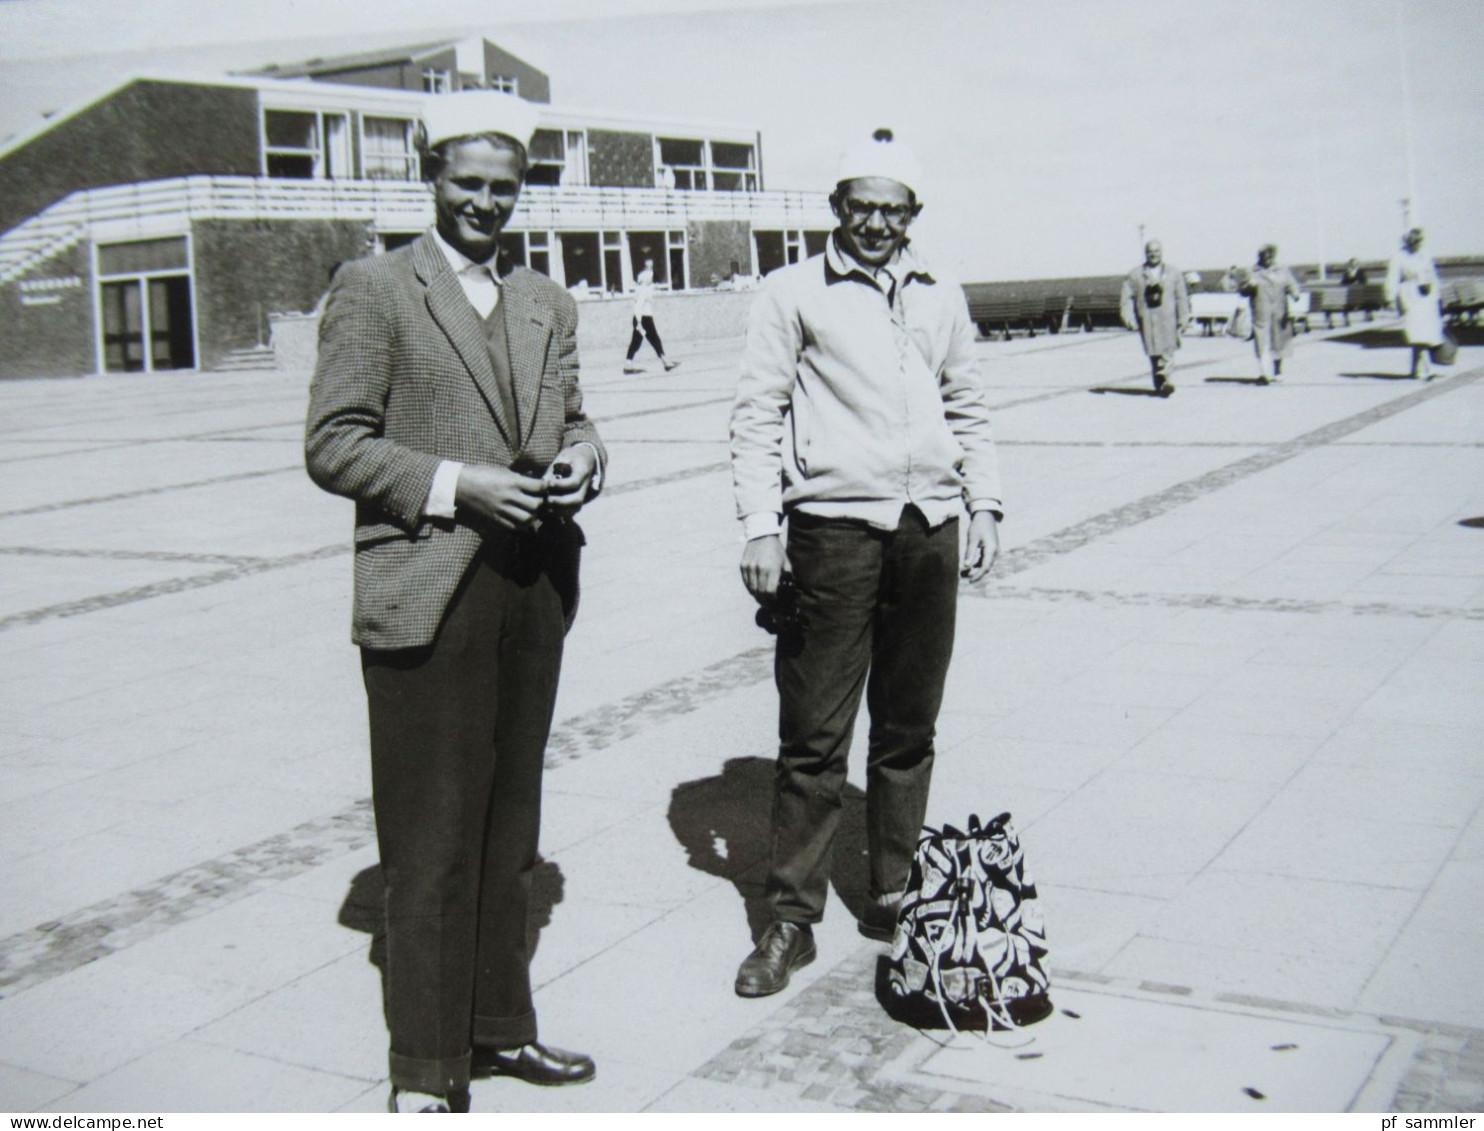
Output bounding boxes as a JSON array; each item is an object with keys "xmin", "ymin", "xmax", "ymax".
[
  {"xmin": 769, "ymin": 506, "xmax": 960, "ymax": 924},
  {"xmin": 626, "ymin": 315, "xmax": 665, "ymax": 359},
  {"xmin": 361, "ymin": 536, "xmax": 564, "ymax": 1095}
]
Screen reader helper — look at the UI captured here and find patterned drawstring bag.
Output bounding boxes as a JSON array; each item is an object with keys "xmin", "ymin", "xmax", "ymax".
[{"xmin": 881, "ymin": 812, "xmax": 1052, "ymax": 1034}]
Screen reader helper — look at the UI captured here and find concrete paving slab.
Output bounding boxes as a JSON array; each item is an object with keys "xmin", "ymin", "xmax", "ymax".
[
  {"xmin": 0, "ymin": 1061, "xmax": 80, "ymax": 1112},
  {"xmin": 50, "ymin": 1038, "xmax": 370, "ymax": 1114},
  {"xmin": 888, "ymin": 985, "xmax": 1414, "ymax": 1113},
  {"xmin": 1, "ymin": 334, "xmax": 1480, "ymax": 1112},
  {"xmin": 0, "ymin": 959, "xmax": 262, "ymax": 1081}
]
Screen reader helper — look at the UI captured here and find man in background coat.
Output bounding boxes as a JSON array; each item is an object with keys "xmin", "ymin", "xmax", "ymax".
[
  {"xmin": 306, "ymin": 91, "xmax": 605, "ymax": 1113},
  {"xmin": 1120, "ymin": 238, "xmax": 1190, "ymax": 397}
]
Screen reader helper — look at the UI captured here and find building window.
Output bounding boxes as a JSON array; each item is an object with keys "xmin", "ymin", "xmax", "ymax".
[
  {"xmin": 361, "ymin": 116, "xmax": 418, "ymax": 180},
  {"xmin": 422, "ymin": 68, "xmax": 451, "ymax": 93},
  {"xmin": 656, "ymin": 137, "xmax": 706, "ymax": 191},
  {"xmin": 525, "ymin": 129, "xmax": 566, "ymax": 187},
  {"xmin": 263, "ymin": 109, "xmax": 349, "ymax": 179},
  {"xmin": 96, "ymin": 237, "xmax": 195, "ymax": 373},
  {"xmin": 710, "ymin": 141, "xmax": 758, "ymax": 192},
  {"xmin": 489, "ymin": 74, "xmax": 518, "ymax": 94},
  {"xmin": 754, "ymin": 229, "xmax": 825, "ymax": 277},
  {"xmin": 499, "ymin": 231, "xmax": 552, "ymax": 276}
]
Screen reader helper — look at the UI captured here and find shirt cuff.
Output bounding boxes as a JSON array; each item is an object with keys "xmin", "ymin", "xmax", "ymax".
[
  {"xmin": 425, "ymin": 460, "xmax": 464, "ymax": 519},
  {"xmin": 741, "ymin": 511, "xmax": 782, "ymax": 541},
  {"xmin": 968, "ymin": 498, "xmax": 1003, "ymax": 521}
]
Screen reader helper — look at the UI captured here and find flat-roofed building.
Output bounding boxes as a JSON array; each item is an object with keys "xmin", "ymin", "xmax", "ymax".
[{"xmin": 0, "ymin": 38, "xmax": 832, "ymax": 377}]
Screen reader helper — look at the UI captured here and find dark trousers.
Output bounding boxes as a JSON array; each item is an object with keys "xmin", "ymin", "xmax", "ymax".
[
  {"xmin": 769, "ymin": 506, "xmax": 960, "ymax": 924},
  {"xmin": 361, "ymin": 537, "xmax": 564, "ymax": 1095},
  {"xmin": 626, "ymin": 315, "xmax": 665, "ymax": 359}
]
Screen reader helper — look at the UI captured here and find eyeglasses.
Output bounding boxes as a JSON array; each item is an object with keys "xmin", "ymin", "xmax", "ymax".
[{"xmin": 841, "ymin": 198, "xmax": 915, "ymax": 224}]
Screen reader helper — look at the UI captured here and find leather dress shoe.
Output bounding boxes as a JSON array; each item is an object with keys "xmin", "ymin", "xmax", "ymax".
[
  {"xmin": 472, "ymin": 1041, "xmax": 595, "ymax": 1087},
  {"xmin": 388, "ymin": 1088, "xmax": 452, "ymax": 1113},
  {"xmin": 735, "ymin": 921, "xmax": 816, "ymax": 998},
  {"xmin": 857, "ymin": 892, "xmax": 903, "ymax": 943}
]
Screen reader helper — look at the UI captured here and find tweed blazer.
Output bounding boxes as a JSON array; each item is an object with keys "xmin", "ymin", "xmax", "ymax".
[{"xmin": 306, "ymin": 233, "xmax": 606, "ymax": 649}]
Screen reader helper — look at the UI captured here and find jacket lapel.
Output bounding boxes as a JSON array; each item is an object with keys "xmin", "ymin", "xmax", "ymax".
[
  {"xmin": 497, "ymin": 270, "xmax": 553, "ymax": 451},
  {"xmin": 411, "ymin": 235, "xmax": 516, "ymax": 447}
]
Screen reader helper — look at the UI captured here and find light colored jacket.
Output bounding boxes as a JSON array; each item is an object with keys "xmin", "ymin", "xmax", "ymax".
[
  {"xmin": 730, "ymin": 237, "xmax": 1001, "ymax": 531},
  {"xmin": 1120, "ymin": 261, "xmax": 1190, "ymax": 358}
]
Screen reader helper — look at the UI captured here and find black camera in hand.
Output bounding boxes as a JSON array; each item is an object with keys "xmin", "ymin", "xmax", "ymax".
[
  {"xmin": 755, "ymin": 571, "xmax": 809, "ymax": 638},
  {"xmin": 1144, "ymin": 281, "xmax": 1164, "ymax": 308}
]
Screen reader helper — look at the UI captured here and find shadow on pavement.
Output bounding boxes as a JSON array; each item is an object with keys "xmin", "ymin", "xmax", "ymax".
[
  {"xmin": 1329, "ymin": 323, "xmax": 1484, "ymax": 349},
  {"xmin": 1458, "ymin": 517, "xmax": 1484, "ymax": 530},
  {"xmin": 1204, "ymin": 376, "xmax": 1269, "ymax": 385},
  {"xmin": 1089, "ymin": 386, "xmax": 1163, "ymax": 397},
  {"xmin": 337, "ymin": 858, "xmax": 566, "ymax": 1027},
  {"xmin": 667, "ymin": 755, "xmax": 871, "ymax": 943},
  {"xmin": 1337, "ymin": 371, "xmax": 1419, "ymax": 381}
]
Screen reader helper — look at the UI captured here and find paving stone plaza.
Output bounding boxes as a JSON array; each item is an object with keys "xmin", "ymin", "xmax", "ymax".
[{"xmin": 0, "ymin": 321, "xmax": 1480, "ymax": 1113}]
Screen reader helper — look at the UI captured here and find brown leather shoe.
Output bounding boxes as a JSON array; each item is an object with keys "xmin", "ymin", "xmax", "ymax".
[
  {"xmin": 735, "ymin": 922, "xmax": 816, "ymax": 997},
  {"xmin": 471, "ymin": 1041, "xmax": 595, "ymax": 1087}
]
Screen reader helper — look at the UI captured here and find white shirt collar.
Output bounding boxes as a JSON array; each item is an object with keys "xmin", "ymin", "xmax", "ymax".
[{"xmin": 431, "ymin": 228, "xmax": 498, "ymax": 278}]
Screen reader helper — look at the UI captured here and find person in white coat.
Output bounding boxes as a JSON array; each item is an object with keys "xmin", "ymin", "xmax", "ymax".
[{"xmin": 1385, "ymin": 227, "xmax": 1444, "ymax": 380}]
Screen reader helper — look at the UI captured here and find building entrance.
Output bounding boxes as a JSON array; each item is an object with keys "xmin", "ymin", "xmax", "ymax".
[{"xmin": 97, "ymin": 238, "xmax": 196, "ymax": 373}]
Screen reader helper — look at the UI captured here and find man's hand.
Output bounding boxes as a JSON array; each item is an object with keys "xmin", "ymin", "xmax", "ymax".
[
  {"xmin": 740, "ymin": 535, "xmax": 788, "ymax": 602},
  {"xmin": 541, "ymin": 445, "xmax": 598, "ymax": 517},
  {"xmin": 455, "ymin": 464, "xmax": 547, "ymax": 529},
  {"xmin": 961, "ymin": 511, "xmax": 1000, "ymax": 582}
]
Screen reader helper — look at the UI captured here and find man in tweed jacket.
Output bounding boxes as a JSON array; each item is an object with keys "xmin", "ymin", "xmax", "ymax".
[{"xmin": 305, "ymin": 92, "xmax": 605, "ymax": 1113}]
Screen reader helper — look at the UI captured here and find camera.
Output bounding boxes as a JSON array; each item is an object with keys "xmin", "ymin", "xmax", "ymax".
[
  {"xmin": 755, "ymin": 572, "xmax": 809, "ymax": 638},
  {"xmin": 1144, "ymin": 282, "xmax": 1164, "ymax": 308}
]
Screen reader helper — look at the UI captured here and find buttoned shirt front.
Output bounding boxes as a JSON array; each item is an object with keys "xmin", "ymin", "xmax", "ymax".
[
  {"xmin": 730, "ymin": 234, "xmax": 1002, "ymax": 538},
  {"xmin": 423, "ymin": 229, "xmax": 600, "ymax": 517}
]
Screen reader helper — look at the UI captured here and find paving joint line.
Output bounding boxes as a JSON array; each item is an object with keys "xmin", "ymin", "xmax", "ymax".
[
  {"xmin": 0, "ymin": 546, "xmax": 265, "ymax": 566},
  {"xmin": 988, "ymin": 584, "xmax": 1484, "ymax": 621},
  {"xmin": 0, "ymin": 465, "xmax": 303, "ymax": 520}
]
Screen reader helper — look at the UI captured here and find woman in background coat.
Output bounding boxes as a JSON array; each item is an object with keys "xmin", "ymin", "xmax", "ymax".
[
  {"xmin": 1241, "ymin": 244, "xmax": 1302, "ymax": 385},
  {"xmin": 1385, "ymin": 227, "xmax": 1444, "ymax": 380}
]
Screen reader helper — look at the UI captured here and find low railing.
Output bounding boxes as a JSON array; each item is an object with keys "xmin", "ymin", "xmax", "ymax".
[{"xmin": 0, "ymin": 176, "xmax": 835, "ymax": 282}]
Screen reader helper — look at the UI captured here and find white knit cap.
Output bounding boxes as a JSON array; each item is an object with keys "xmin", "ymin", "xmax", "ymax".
[
  {"xmin": 835, "ymin": 128, "xmax": 924, "ymax": 195},
  {"xmin": 422, "ymin": 91, "xmax": 540, "ymax": 150}
]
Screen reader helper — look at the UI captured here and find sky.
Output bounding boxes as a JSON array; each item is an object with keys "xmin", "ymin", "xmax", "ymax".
[{"xmin": 1, "ymin": 0, "xmax": 1480, "ymax": 281}]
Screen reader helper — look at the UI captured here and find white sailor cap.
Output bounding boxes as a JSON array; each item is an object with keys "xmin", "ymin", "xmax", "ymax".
[
  {"xmin": 422, "ymin": 90, "xmax": 540, "ymax": 150},
  {"xmin": 835, "ymin": 128, "xmax": 924, "ymax": 196}
]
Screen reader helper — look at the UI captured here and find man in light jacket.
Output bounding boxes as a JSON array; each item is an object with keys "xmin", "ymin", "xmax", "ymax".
[
  {"xmin": 1120, "ymin": 238, "xmax": 1190, "ymax": 397},
  {"xmin": 728, "ymin": 128, "xmax": 1004, "ymax": 997}
]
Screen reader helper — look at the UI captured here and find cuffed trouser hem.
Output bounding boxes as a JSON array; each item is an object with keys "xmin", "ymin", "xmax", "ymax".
[
  {"xmin": 389, "ymin": 1049, "xmax": 471, "ymax": 1095},
  {"xmin": 473, "ymin": 1009, "xmax": 538, "ymax": 1050}
]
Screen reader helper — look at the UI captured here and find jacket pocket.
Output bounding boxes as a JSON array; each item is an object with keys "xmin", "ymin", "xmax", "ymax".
[{"xmin": 354, "ymin": 520, "xmax": 433, "ymax": 549}]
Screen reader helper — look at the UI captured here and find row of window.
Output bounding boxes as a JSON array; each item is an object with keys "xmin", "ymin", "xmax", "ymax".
[
  {"xmin": 421, "ymin": 68, "xmax": 519, "ymax": 95},
  {"xmin": 260, "ymin": 108, "xmax": 758, "ymax": 190},
  {"xmin": 84, "ymin": 224, "xmax": 831, "ymax": 374}
]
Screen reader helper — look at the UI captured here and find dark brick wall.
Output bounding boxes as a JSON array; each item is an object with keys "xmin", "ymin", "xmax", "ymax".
[
  {"xmin": 307, "ymin": 62, "xmax": 420, "ymax": 91},
  {"xmin": 687, "ymin": 220, "xmax": 752, "ymax": 287},
  {"xmin": 0, "ymin": 81, "xmax": 261, "ymax": 237},
  {"xmin": 0, "ymin": 242, "xmax": 95, "ymax": 379},
  {"xmin": 483, "ymin": 43, "xmax": 550, "ymax": 102},
  {"xmin": 588, "ymin": 129, "xmax": 654, "ymax": 189},
  {"xmin": 192, "ymin": 218, "xmax": 371, "ymax": 368}
]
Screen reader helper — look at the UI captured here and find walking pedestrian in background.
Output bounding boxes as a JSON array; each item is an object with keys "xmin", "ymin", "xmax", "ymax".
[
  {"xmin": 623, "ymin": 258, "xmax": 680, "ymax": 374},
  {"xmin": 1120, "ymin": 238, "xmax": 1190, "ymax": 396},
  {"xmin": 1240, "ymin": 243, "xmax": 1301, "ymax": 385},
  {"xmin": 1385, "ymin": 227, "xmax": 1444, "ymax": 380}
]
